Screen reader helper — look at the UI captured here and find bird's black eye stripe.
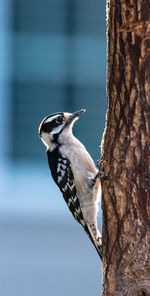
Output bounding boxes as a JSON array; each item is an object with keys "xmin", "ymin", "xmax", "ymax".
[
  {"xmin": 41, "ymin": 122, "xmax": 53, "ymax": 133},
  {"xmin": 41, "ymin": 117, "xmax": 64, "ymax": 133},
  {"xmin": 56, "ymin": 116, "xmax": 63, "ymax": 123}
]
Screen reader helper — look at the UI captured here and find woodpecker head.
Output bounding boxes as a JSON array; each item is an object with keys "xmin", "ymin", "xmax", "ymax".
[{"xmin": 38, "ymin": 109, "xmax": 86, "ymax": 150}]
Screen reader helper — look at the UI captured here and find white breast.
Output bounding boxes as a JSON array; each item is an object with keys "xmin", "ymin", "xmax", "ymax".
[{"xmin": 58, "ymin": 129, "xmax": 100, "ymax": 204}]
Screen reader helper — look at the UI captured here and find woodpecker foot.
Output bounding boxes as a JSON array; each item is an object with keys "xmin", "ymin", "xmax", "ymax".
[
  {"xmin": 96, "ymin": 160, "xmax": 108, "ymax": 179},
  {"xmin": 89, "ymin": 160, "xmax": 108, "ymax": 188}
]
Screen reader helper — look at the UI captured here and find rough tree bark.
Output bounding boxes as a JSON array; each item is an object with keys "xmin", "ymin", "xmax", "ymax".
[{"xmin": 101, "ymin": 0, "xmax": 150, "ymax": 295}]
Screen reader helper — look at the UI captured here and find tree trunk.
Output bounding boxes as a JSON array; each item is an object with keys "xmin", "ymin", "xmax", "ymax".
[{"xmin": 101, "ymin": 0, "xmax": 150, "ymax": 295}]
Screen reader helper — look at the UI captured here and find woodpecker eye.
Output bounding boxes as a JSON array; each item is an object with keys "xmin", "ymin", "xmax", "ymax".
[{"xmin": 56, "ymin": 116, "xmax": 63, "ymax": 124}]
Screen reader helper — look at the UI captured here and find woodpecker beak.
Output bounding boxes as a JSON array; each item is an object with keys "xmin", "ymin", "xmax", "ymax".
[{"xmin": 67, "ymin": 109, "xmax": 86, "ymax": 124}]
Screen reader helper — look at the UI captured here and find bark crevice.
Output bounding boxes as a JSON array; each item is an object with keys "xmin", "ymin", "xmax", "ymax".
[{"xmin": 101, "ymin": 0, "xmax": 150, "ymax": 295}]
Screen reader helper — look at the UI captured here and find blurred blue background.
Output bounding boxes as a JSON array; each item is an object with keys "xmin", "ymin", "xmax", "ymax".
[{"xmin": 0, "ymin": 1, "xmax": 107, "ymax": 295}]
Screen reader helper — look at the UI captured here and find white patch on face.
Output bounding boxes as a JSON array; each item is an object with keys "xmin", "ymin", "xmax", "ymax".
[
  {"xmin": 44, "ymin": 115, "xmax": 60, "ymax": 124},
  {"xmin": 40, "ymin": 132, "xmax": 56, "ymax": 151},
  {"xmin": 50, "ymin": 124, "xmax": 64, "ymax": 135}
]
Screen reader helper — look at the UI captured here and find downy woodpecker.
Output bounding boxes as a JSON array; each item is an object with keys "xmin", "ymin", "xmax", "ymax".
[{"xmin": 38, "ymin": 109, "xmax": 102, "ymax": 258}]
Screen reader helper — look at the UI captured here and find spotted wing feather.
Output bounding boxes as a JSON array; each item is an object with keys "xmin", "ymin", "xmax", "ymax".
[
  {"xmin": 47, "ymin": 149, "xmax": 85, "ymax": 226},
  {"xmin": 47, "ymin": 148, "xmax": 102, "ymax": 259}
]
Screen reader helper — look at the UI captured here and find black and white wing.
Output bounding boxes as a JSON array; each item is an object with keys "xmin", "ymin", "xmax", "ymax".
[
  {"xmin": 47, "ymin": 148, "xmax": 102, "ymax": 258},
  {"xmin": 47, "ymin": 149, "xmax": 85, "ymax": 226}
]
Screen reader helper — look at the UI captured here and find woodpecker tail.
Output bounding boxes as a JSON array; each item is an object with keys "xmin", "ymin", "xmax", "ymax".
[{"xmin": 84, "ymin": 224, "xmax": 102, "ymax": 260}]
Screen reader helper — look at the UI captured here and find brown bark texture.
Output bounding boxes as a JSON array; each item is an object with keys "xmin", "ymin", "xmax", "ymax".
[{"xmin": 101, "ymin": 0, "xmax": 150, "ymax": 295}]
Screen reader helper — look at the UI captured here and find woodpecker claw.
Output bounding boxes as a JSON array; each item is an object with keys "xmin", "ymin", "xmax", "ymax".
[
  {"xmin": 96, "ymin": 160, "xmax": 108, "ymax": 179},
  {"xmin": 90, "ymin": 160, "xmax": 108, "ymax": 188}
]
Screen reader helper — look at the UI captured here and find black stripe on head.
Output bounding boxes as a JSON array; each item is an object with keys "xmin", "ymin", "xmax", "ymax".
[
  {"xmin": 40, "ymin": 113, "xmax": 64, "ymax": 134},
  {"xmin": 43, "ymin": 112, "xmax": 63, "ymax": 123}
]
